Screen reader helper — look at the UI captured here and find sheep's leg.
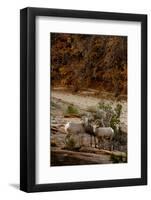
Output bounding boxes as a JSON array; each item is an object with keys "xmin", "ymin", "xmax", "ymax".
[
  {"xmin": 79, "ymin": 134, "xmax": 83, "ymax": 147},
  {"xmin": 110, "ymin": 144, "xmax": 113, "ymax": 151},
  {"xmin": 94, "ymin": 136, "xmax": 97, "ymax": 148},
  {"xmin": 95, "ymin": 137, "xmax": 97, "ymax": 148},
  {"xmin": 100, "ymin": 138, "xmax": 103, "ymax": 149},
  {"xmin": 98, "ymin": 138, "xmax": 101, "ymax": 149},
  {"xmin": 90, "ymin": 135, "xmax": 92, "ymax": 147},
  {"xmin": 103, "ymin": 138, "xmax": 106, "ymax": 150},
  {"xmin": 97, "ymin": 138, "xmax": 99, "ymax": 148},
  {"xmin": 79, "ymin": 135, "xmax": 81, "ymax": 147},
  {"xmin": 110, "ymin": 137, "xmax": 113, "ymax": 151},
  {"xmin": 101, "ymin": 138, "xmax": 104, "ymax": 149}
]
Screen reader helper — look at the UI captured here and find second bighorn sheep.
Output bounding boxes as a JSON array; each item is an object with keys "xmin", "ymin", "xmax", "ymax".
[{"xmin": 93, "ymin": 125, "xmax": 114, "ymax": 150}]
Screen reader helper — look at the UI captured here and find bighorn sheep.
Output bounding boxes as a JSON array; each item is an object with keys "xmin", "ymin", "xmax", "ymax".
[
  {"xmin": 65, "ymin": 121, "xmax": 85, "ymax": 135},
  {"xmin": 64, "ymin": 117, "xmax": 95, "ymax": 147},
  {"xmin": 64, "ymin": 121, "xmax": 85, "ymax": 147},
  {"xmin": 93, "ymin": 125, "xmax": 114, "ymax": 150},
  {"xmin": 83, "ymin": 117, "xmax": 96, "ymax": 147},
  {"xmin": 64, "ymin": 116, "xmax": 114, "ymax": 150}
]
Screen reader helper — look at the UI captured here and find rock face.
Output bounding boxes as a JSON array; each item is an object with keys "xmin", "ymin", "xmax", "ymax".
[
  {"xmin": 51, "ymin": 147, "xmax": 127, "ymax": 166},
  {"xmin": 51, "ymin": 148, "xmax": 112, "ymax": 166}
]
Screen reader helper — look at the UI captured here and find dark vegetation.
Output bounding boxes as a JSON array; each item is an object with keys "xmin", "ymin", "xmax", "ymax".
[{"xmin": 51, "ymin": 33, "xmax": 127, "ymax": 97}]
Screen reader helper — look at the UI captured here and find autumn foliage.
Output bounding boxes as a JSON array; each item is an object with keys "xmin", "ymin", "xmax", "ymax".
[{"xmin": 51, "ymin": 33, "xmax": 127, "ymax": 97}]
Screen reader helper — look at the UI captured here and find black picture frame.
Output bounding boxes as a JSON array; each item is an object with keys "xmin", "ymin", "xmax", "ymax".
[{"xmin": 20, "ymin": 7, "xmax": 147, "ymax": 192}]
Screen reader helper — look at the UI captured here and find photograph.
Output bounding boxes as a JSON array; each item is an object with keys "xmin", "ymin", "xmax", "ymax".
[
  {"xmin": 20, "ymin": 7, "xmax": 147, "ymax": 192},
  {"xmin": 50, "ymin": 33, "xmax": 128, "ymax": 166}
]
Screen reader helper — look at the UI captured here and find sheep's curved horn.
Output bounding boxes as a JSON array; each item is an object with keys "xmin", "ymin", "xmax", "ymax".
[{"xmin": 94, "ymin": 119, "xmax": 101, "ymax": 125}]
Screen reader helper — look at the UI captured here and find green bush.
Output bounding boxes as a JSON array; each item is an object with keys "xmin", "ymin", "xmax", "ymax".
[
  {"xmin": 64, "ymin": 134, "xmax": 79, "ymax": 150},
  {"xmin": 97, "ymin": 102, "xmax": 122, "ymax": 132},
  {"xmin": 98, "ymin": 102, "xmax": 112, "ymax": 112},
  {"xmin": 110, "ymin": 152, "xmax": 127, "ymax": 163},
  {"xmin": 110, "ymin": 104, "xmax": 122, "ymax": 131},
  {"xmin": 114, "ymin": 104, "xmax": 122, "ymax": 118},
  {"xmin": 65, "ymin": 105, "xmax": 79, "ymax": 115}
]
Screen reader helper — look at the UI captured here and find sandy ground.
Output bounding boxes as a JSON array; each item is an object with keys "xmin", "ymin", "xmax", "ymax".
[{"xmin": 52, "ymin": 90, "xmax": 127, "ymax": 128}]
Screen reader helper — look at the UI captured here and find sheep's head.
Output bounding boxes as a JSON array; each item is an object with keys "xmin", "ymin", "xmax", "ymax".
[
  {"xmin": 93, "ymin": 124, "xmax": 98, "ymax": 133},
  {"xmin": 94, "ymin": 119, "xmax": 104, "ymax": 127},
  {"xmin": 81, "ymin": 115, "xmax": 93, "ymax": 126}
]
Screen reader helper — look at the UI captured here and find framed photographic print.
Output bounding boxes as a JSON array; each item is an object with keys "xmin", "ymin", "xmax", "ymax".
[{"xmin": 20, "ymin": 7, "xmax": 147, "ymax": 192}]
